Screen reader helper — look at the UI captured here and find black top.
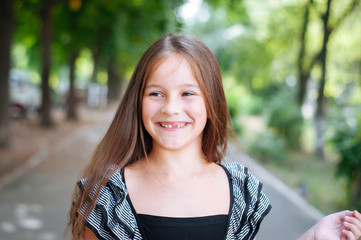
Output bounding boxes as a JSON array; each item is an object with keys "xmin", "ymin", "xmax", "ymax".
[
  {"xmin": 138, "ymin": 214, "xmax": 228, "ymax": 240},
  {"xmin": 81, "ymin": 162, "xmax": 272, "ymax": 240}
]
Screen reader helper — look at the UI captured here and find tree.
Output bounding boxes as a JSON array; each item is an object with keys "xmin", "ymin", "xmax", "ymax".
[
  {"xmin": 107, "ymin": 57, "xmax": 123, "ymax": 103},
  {"xmin": 67, "ymin": 49, "xmax": 79, "ymax": 120},
  {"xmin": 54, "ymin": 0, "xmax": 83, "ymax": 120},
  {"xmin": 13, "ymin": 0, "xmax": 64, "ymax": 126},
  {"xmin": 39, "ymin": 0, "xmax": 54, "ymax": 127},
  {"xmin": 0, "ymin": 0, "xmax": 14, "ymax": 147},
  {"xmin": 297, "ymin": 0, "xmax": 314, "ymax": 106},
  {"xmin": 297, "ymin": 0, "xmax": 360, "ymax": 158}
]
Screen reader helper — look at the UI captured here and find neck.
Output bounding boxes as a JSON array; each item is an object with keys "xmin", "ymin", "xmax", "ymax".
[{"xmin": 146, "ymin": 145, "xmax": 210, "ymax": 179}]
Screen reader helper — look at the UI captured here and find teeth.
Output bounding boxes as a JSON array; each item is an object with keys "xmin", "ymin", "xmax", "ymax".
[{"xmin": 160, "ymin": 123, "xmax": 186, "ymax": 128}]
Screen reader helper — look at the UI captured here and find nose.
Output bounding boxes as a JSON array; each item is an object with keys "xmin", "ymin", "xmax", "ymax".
[{"xmin": 161, "ymin": 96, "xmax": 182, "ymax": 115}]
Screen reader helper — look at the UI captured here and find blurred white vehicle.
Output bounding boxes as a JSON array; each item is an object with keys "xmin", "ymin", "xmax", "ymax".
[
  {"xmin": 87, "ymin": 82, "xmax": 108, "ymax": 107},
  {"xmin": 9, "ymin": 69, "xmax": 41, "ymax": 118}
]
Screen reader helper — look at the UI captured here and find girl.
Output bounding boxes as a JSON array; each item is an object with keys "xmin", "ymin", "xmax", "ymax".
[{"xmin": 69, "ymin": 33, "xmax": 361, "ymax": 240}]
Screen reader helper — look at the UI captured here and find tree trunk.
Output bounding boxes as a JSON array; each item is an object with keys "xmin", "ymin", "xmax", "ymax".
[
  {"xmin": 314, "ymin": 0, "xmax": 332, "ymax": 159},
  {"xmin": 40, "ymin": 0, "xmax": 53, "ymax": 127},
  {"xmin": 297, "ymin": 0, "xmax": 313, "ymax": 106},
  {"xmin": 91, "ymin": 47, "xmax": 99, "ymax": 83},
  {"xmin": 0, "ymin": 0, "xmax": 14, "ymax": 148},
  {"xmin": 67, "ymin": 50, "xmax": 79, "ymax": 121},
  {"xmin": 107, "ymin": 57, "xmax": 123, "ymax": 103}
]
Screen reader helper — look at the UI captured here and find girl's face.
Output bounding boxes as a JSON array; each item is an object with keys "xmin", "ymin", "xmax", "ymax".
[{"xmin": 142, "ymin": 54, "xmax": 208, "ymax": 153}]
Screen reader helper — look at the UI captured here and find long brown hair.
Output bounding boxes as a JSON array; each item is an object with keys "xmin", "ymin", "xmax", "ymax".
[{"xmin": 68, "ymin": 33, "xmax": 230, "ymax": 239}]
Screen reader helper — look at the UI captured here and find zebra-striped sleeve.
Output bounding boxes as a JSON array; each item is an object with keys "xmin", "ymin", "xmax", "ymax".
[
  {"xmin": 223, "ymin": 162, "xmax": 272, "ymax": 240},
  {"xmin": 78, "ymin": 171, "xmax": 143, "ymax": 240}
]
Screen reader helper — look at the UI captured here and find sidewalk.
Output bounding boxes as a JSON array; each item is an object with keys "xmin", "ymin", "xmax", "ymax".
[
  {"xmin": 0, "ymin": 104, "xmax": 116, "ymax": 182},
  {"xmin": 0, "ymin": 105, "xmax": 116, "ymax": 240}
]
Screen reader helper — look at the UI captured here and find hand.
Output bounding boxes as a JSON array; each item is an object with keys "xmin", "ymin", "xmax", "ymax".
[{"xmin": 298, "ymin": 210, "xmax": 361, "ymax": 240}]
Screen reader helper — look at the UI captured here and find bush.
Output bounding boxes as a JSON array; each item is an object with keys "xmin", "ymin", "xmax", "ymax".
[
  {"xmin": 330, "ymin": 112, "xmax": 361, "ymax": 210},
  {"xmin": 248, "ymin": 131, "xmax": 287, "ymax": 164},
  {"xmin": 266, "ymin": 86, "xmax": 303, "ymax": 149}
]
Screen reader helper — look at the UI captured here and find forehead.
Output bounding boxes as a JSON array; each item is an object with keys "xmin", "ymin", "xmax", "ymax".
[{"xmin": 146, "ymin": 54, "xmax": 200, "ymax": 87}]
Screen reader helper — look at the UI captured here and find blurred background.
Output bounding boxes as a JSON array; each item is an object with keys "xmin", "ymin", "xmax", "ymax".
[{"xmin": 0, "ymin": 0, "xmax": 360, "ymax": 239}]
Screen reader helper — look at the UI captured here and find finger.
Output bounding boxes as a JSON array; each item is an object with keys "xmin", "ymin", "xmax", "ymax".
[
  {"xmin": 338, "ymin": 210, "xmax": 354, "ymax": 221},
  {"xmin": 352, "ymin": 210, "xmax": 361, "ymax": 221},
  {"xmin": 345, "ymin": 215, "xmax": 361, "ymax": 235},
  {"xmin": 342, "ymin": 229, "xmax": 355, "ymax": 240},
  {"xmin": 342, "ymin": 210, "xmax": 355, "ymax": 218},
  {"xmin": 344, "ymin": 220, "xmax": 361, "ymax": 239},
  {"xmin": 340, "ymin": 210, "xmax": 358, "ymax": 224}
]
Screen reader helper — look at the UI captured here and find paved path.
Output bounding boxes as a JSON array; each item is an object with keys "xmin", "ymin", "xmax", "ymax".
[
  {"xmin": 0, "ymin": 109, "xmax": 323, "ymax": 240},
  {"xmin": 0, "ymin": 117, "xmax": 110, "ymax": 240}
]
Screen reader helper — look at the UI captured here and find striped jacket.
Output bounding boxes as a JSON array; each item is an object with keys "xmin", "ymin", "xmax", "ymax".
[{"xmin": 80, "ymin": 162, "xmax": 271, "ymax": 240}]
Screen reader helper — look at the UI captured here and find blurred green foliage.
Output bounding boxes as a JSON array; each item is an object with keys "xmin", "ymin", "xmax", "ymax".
[
  {"xmin": 248, "ymin": 131, "xmax": 287, "ymax": 164},
  {"xmin": 331, "ymin": 112, "xmax": 361, "ymax": 210},
  {"xmin": 12, "ymin": 0, "xmax": 182, "ymax": 84},
  {"xmin": 267, "ymin": 85, "xmax": 303, "ymax": 149}
]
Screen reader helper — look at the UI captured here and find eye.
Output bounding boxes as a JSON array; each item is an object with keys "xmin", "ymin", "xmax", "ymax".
[
  {"xmin": 182, "ymin": 92, "xmax": 195, "ymax": 96},
  {"xmin": 149, "ymin": 92, "xmax": 163, "ymax": 97}
]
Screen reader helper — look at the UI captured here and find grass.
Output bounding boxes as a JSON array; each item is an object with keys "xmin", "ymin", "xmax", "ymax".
[{"xmin": 261, "ymin": 150, "xmax": 349, "ymax": 215}]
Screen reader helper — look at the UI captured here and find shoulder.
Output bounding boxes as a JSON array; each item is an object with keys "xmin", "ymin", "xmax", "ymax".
[
  {"xmin": 78, "ymin": 169, "xmax": 142, "ymax": 240},
  {"xmin": 221, "ymin": 162, "xmax": 254, "ymax": 188},
  {"xmin": 221, "ymin": 162, "xmax": 272, "ymax": 239},
  {"xmin": 221, "ymin": 162, "xmax": 270, "ymax": 208},
  {"xmin": 78, "ymin": 168, "xmax": 127, "ymax": 208},
  {"xmin": 221, "ymin": 162, "xmax": 247, "ymax": 177}
]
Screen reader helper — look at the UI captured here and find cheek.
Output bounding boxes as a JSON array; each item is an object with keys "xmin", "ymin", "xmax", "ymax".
[
  {"xmin": 142, "ymin": 100, "xmax": 151, "ymax": 123},
  {"xmin": 142, "ymin": 99, "xmax": 158, "ymax": 123},
  {"xmin": 190, "ymin": 100, "xmax": 208, "ymax": 122},
  {"xmin": 142, "ymin": 101, "xmax": 153, "ymax": 137}
]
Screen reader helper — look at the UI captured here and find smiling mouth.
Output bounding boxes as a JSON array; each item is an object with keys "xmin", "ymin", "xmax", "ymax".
[{"xmin": 159, "ymin": 122, "xmax": 188, "ymax": 129}]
